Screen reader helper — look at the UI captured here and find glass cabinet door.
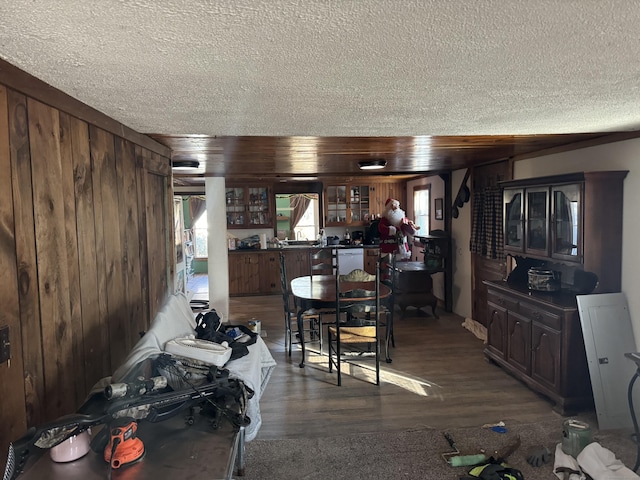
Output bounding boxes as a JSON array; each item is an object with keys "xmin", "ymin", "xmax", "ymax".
[
  {"xmin": 247, "ymin": 186, "xmax": 271, "ymax": 226},
  {"xmin": 349, "ymin": 185, "xmax": 370, "ymax": 223},
  {"xmin": 504, "ymin": 188, "xmax": 524, "ymax": 251},
  {"xmin": 226, "ymin": 185, "xmax": 271, "ymax": 227},
  {"xmin": 326, "ymin": 185, "xmax": 348, "ymax": 224},
  {"xmin": 525, "ymin": 187, "xmax": 549, "ymax": 254},
  {"xmin": 225, "ymin": 187, "xmax": 246, "ymax": 226},
  {"xmin": 551, "ymin": 183, "xmax": 582, "ymax": 261}
]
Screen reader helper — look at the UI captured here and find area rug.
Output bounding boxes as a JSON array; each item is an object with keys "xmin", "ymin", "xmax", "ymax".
[{"xmin": 241, "ymin": 420, "xmax": 638, "ymax": 479}]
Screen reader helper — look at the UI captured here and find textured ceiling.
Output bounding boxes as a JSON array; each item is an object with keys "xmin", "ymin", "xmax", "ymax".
[{"xmin": 2, "ymin": 0, "xmax": 640, "ymax": 139}]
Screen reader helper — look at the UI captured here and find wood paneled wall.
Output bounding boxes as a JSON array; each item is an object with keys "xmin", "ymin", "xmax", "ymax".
[{"xmin": 0, "ymin": 78, "xmax": 172, "ymax": 461}]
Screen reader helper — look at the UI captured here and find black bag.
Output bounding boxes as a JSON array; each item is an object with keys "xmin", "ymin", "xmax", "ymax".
[
  {"xmin": 195, "ymin": 310, "xmax": 259, "ymax": 361},
  {"xmin": 195, "ymin": 310, "xmax": 223, "ymax": 341}
]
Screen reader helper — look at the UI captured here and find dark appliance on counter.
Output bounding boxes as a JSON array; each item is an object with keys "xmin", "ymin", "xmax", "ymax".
[
  {"xmin": 364, "ymin": 219, "xmax": 380, "ymax": 245},
  {"xmin": 351, "ymin": 230, "xmax": 364, "ymax": 244}
]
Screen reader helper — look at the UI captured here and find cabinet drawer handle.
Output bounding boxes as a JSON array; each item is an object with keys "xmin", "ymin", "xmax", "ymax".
[
  {"xmin": 531, "ymin": 311, "xmax": 543, "ymax": 321},
  {"xmin": 497, "ymin": 298, "xmax": 505, "ymax": 305}
]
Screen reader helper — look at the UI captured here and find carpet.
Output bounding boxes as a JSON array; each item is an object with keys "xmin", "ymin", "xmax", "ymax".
[{"xmin": 241, "ymin": 420, "xmax": 638, "ymax": 479}]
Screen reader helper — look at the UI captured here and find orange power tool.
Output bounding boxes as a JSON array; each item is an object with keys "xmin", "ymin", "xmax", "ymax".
[{"xmin": 103, "ymin": 417, "xmax": 145, "ymax": 469}]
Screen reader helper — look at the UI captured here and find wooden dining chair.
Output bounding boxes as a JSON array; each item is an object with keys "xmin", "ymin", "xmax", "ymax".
[
  {"xmin": 328, "ymin": 264, "xmax": 382, "ymax": 386},
  {"xmin": 339, "ymin": 264, "xmax": 394, "ymax": 364},
  {"xmin": 305, "ymin": 248, "xmax": 340, "ymax": 353},
  {"xmin": 278, "ymin": 252, "xmax": 321, "ymax": 356},
  {"xmin": 309, "ymin": 247, "xmax": 339, "ymax": 277}
]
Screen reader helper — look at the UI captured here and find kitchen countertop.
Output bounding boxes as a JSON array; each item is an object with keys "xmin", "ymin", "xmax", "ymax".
[{"xmin": 229, "ymin": 244, "xmax": 380, "ymax": 252}]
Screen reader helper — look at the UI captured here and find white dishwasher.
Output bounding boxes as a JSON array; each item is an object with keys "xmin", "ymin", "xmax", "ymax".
[{"xmin": 337, "ymin": 248, "xmax": 364, "ymax": 275}]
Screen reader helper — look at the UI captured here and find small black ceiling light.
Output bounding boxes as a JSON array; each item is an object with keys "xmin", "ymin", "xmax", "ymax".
[
  {"xmin": 171, "ymin": 159, "xmax": 200, "ymax": 170},
  {"xmin": 358, "ymin": 159, "xmax": 387, "ymax": 170}
]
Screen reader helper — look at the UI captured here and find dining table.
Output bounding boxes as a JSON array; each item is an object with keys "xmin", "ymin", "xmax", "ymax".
[{"xmin": 290, "ymin": 274, "xmax": 392, "ymax": 368}]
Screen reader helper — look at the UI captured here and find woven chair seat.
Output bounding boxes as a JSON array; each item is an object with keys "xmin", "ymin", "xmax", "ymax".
[{"xmin": 329, "ymin": 325, "xmax": 377, "ymax": 339}]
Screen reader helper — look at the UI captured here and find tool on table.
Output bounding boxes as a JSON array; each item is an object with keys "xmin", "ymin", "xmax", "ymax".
[
  {"xmin": 441, "ymin": 432, "xmax": 488, "ymax": 467},
  {"xmin": 103, "ymin": 417, "xmax": 145, "ymax": 469}
]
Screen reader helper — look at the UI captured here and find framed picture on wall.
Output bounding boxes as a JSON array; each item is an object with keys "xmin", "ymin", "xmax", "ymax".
[{"xmin": 434, "ymin": 198, "xmax": 443, "ymax": 220}]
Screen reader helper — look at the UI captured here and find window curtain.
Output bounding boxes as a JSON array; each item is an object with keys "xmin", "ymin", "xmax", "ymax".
[
  {"xmin": 289, "ymin": 194, "xmax": 311, "ymax": 230},
  {"xmin": 470, "ymin": 186, "xmax": 505, "ymax": 260},
  {"xmin": 188, "ymin": 196, "xmax": 207, "ymax": 225}
]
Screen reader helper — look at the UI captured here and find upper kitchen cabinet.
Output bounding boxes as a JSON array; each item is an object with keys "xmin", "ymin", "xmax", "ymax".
[
  {"xmin": 324, "ymin": 180, "xmax": 406, "ymax": 227},
  {"xmin": 325, "ymin": 184, "xmax": 371, "ymax": 226},
  {"xmin": 226, "ymin": 184, "xmax": 274, "ymax": 228},
  {"xmin": 501, "ymin": 171, "xmax": 627, "ymax": 293}
]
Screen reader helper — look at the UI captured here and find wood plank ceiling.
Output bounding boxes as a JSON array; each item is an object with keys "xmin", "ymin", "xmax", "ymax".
[{"xmin": 151, "ymin": 132, "xmax": 618, "ymax": 184}]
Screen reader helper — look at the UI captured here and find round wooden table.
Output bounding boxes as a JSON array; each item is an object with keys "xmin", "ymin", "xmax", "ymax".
[{"xmin": 290, "ymin": 275, "xmax": 392, "ymax": 368}]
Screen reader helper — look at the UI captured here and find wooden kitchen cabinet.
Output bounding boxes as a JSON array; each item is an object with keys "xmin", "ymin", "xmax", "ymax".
[
  {"xmin": 369, "ymin": 181, "xmax": 406, "ymax": 217},
  {"xmin": 229, "ymin": 249, "xmax": 311, "ymax": 296},
  {"xmin": 484, "ymin": 281, "xmax": 591, "ymax": 414},
  {"xmin": 259, "ymin": 251, "xmax": 281, "ymax": 294},
  {"xmin": 281, "ymin": 249, "xmax": 310, "ymax": 280},
  {"xmin": 324, "ymin": 179, "xmax": 406, "ymax": 226},
  {"xmin": 225, "ymin": 184, "xmax": 273, "ymax": 228},
  {"xmin": 228, "ymin": 251, "xmax": 260, "ymax": 295},
  {"xmin": 325, "ymin": 183, "xmax": 371, "ymax": 226},
  {"xmin": 364, "ymin": 248, "xmax": 380, "ymax": 274}
]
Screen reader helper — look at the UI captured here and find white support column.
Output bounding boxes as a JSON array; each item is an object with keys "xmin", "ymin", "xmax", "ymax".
[{"xmin": 206, "ymin": 177, "xmax": 229, "ymax": 320}]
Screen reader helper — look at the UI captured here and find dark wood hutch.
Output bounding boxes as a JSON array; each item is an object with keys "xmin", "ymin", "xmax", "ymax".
[{"xmin": 484, "ymin": 171, "xmax": 627, "ymax": 414}]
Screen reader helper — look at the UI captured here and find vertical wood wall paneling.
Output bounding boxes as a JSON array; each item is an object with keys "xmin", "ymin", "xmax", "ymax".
[
  {"xmin": 87, "ymin": 126, "xmax": 112, "ymax": 378},
  {"xmin": 140, "ymin": 149, "xmax": 170, "ymax": 320},
  {"xmin": 0, "ymin": 85, "xmax": 28, "ymax": 464},
  {"xmin": 27, "ymin": 98, "xmax": 75, "ymax": 419},
  {"xmin": 115, "ymin": 137, "xmax": 145, "ymax": 351},
  {"xmin": 58, "ymin": 112, "xmax": 87, "ymax": 407},
  {"xmin": 134, "ymin": 146, "xmax": 150, "ymax": 331},
  {"xmin": 7, "ymin": 89, "xmax": 42, "ymax": 427},
  {"xmin": 71, "ymin": 116, "xmax": 110, "ymax": 386},
  {"xmin": 89, "ymin": 126, "xmax": 129, "ymax": 371}
]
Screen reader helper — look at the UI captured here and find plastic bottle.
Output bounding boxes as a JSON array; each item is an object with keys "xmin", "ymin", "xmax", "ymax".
[
  {"xmin": 320, "ymin": 229, "xmax": 327, "ymax": 247},
  {"xmin": 344, "ymin": 229, "xmax": 351, "ymax": 244}
]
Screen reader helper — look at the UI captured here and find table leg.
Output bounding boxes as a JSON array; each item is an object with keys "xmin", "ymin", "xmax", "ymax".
[
  {"xmin": 385, "ymin": 309, "xmax": 393, "ymax": 364},
  {"xmin": 236, "ymin": 425, "xmax": 246, "ymax": 476}
]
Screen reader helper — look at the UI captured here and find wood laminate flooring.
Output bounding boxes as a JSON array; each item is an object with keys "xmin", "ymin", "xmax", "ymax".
[{"xmin": 214, "ymin": 283, "xmax": 602, "ymax": 441}]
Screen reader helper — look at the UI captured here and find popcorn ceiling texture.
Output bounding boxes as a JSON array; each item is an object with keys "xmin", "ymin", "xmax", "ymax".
[{"xmin": 1, "ymin": 0, "xmax": 639, "ymax": 137}]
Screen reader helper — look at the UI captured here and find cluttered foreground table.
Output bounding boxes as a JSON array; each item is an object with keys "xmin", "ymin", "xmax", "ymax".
[
  {"xmin": 17, "ymin": 413, "xmax": 241, "ymax": 480},
  {"xmin": 6, "ymin": 292, "xmax": 276, "ymax": 480}
]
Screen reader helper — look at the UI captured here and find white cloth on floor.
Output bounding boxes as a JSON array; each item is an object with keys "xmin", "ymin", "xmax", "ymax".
[
  {"xmin": 578, "ymin": 442, "xmax": 640, "ymax": 480},
  {"xmin": 554, "ymin": 443, "xmax": 586, "ymax": 480},
  {"xmin": 553, "ymin": 442, "xmax": 640, "ymax": 480}
]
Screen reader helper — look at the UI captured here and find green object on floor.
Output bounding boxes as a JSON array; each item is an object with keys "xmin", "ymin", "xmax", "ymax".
[{"xmin": 448, "ymin": 454, "xmax": 488, "ymax": 467}]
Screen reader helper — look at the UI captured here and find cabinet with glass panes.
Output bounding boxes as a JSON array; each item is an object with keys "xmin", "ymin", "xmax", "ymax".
[
  {"xmin": 225, "ymin": 184, "xmax": 273, "ymax": 228},
  {"xmin": 501, "ymin": 171, "xmax": 627, "ymax": 293},
  {"xmin": 324, "ymin": 183, "xmax": 370, "ymax": 226}
]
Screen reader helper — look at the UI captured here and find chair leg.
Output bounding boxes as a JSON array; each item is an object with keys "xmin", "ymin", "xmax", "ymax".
[
  {"xmin": 284, "ymin": 315, "xmax": 291, "ymax": 356},
  {"xmin": 336, "ymin": 324, "xmax": 342, "ymax": 386}
]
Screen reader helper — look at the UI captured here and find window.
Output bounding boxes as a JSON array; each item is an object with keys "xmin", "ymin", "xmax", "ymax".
[
  {"xmin": 413, "ymin": 185, "xmax": 430, "ymax": 233},
  {"xmin": 293, "ymin": 197, "xmax": 319, "ymax": 241},
  {"xmin": 193, "ymin": 210, "xmax": 208, "ymax": 258}
]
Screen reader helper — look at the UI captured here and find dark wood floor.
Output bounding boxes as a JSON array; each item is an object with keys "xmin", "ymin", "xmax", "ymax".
[{"xmin": 220, "ymin": 287, "xmax": 603, "ymax": 442}]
